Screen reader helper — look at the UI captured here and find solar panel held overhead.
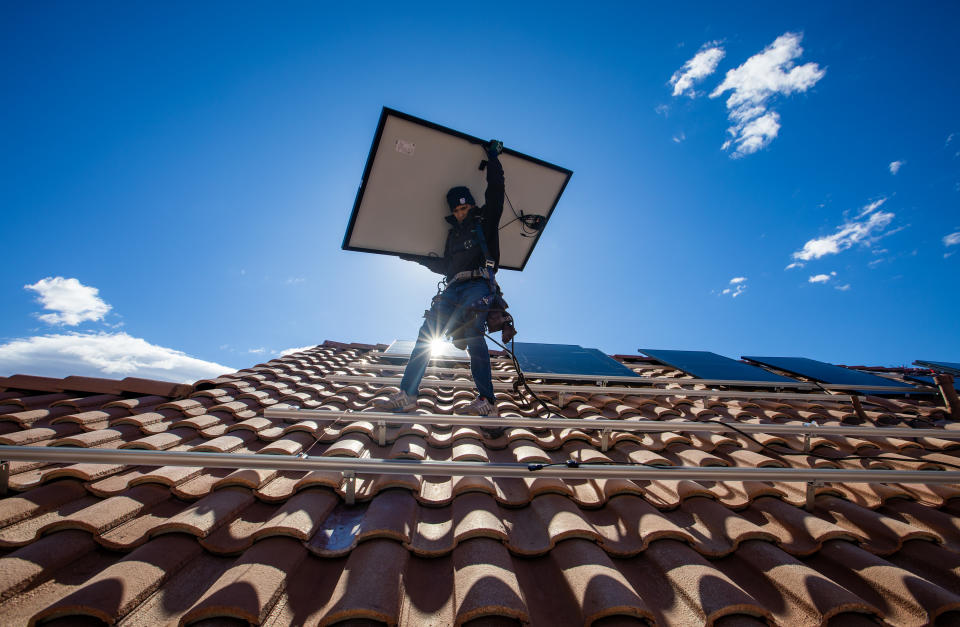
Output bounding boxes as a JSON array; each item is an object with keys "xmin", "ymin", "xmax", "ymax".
[
  {"xmin": 638, "ymin": 348, "xmax": 799, "ymax": 384},
  {"xmin": 343, "ymin": 108, "xmax": 572, "ymax": 271}
]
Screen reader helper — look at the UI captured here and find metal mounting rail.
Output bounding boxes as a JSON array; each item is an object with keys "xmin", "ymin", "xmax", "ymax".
[
  {"xmin": 322, "ymin": 374, "xmax": 855, "ymax": 403},
  {"xmin": 263, "ymin": 408, "xmax": 960, "ymax": 445},
  {"xmin": 344, "ymin": 363, "xmax": 826, "ymax": 390},
  {"xmin": 2, "ymin": 446, "xmax": 958, "ymax": 507}
]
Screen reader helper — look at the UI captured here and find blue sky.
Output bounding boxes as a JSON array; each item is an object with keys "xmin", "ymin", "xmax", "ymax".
[{"xmin": 2, "ymin": 1, "xmax": 958, "ymax": 382}]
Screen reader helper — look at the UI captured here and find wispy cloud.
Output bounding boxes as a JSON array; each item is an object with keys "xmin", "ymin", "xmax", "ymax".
[
  {"xmin": 792, "ymin": 198, "xmax": 896, "ymax": 261},
  {"xmin": 279, "ymin": 346, "xmax": 316, "ymax": 357},
  {"xmin": 719, "ymin": 276, "xmax": 748, "ymax": 298},
  {"xmin": 670, "ymin": 43, "xmax": 725, "ymax": 97},
  {"xmin": 785, "ymin": 262, "xmax": 804, "ymax": 270},
  {"xmin": 24, "ymin": 277, "xmax": 111, "ymax": 326},
  {"xmin": 0, "ymin": 331, "xmax": 232, "ymax": 383},
  {"xmin": 710, "ymin": 32, "xmax": 825, "ymax": 157},
  {"xmin": 808, "ymin": 272, "xmax": 836, "ymax": 284},
  {"xmin": 835, "ymin": 283, "xmax": 851, "ymax": 291},
  {"xmin": 945, "ymin": 231, "xmax": 960, "ymax": 258},
  {"xmin": 285, "ymin": 277, "xmax": 306, "ymax": 285},
  {"xmin": 672, "ymin": 132, "xmax": 686, "ymax": 143},
  {"xmin": 889, "ymin": 160, "xmax": 904, "ymax": 175},
  {"xmin": 248, "ymin": 348, "xmax": 266, "ymax": 354}
]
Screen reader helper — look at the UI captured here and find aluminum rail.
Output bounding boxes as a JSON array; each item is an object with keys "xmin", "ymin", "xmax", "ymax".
[
  {"xmin": 3, "ymin": 445, "xmax": 958, "ymax": 485},
  {"xmin": 263, "ymin": 408, "xmax": 960, "ymax": 441},
  {"xmin": 4, "ymin": 445, "xmax": 956, "ymax": 507},
  {"xmin": 323, "ymin": 374, "xmax": 855, "ymax": 403},
  {"xmin": 345, "ymin": 362, "xmax": 824, "ymax": 390}
]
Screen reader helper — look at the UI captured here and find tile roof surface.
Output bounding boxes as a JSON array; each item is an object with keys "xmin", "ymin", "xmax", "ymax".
[{"xmin": 0, "ymin": 340, "xmax": 959, "ymax": 625}]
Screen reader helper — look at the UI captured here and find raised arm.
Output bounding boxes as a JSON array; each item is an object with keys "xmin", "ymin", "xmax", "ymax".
[{"xmin": 482, "ymin": 140, "xmax": 504, "ymax": 225}]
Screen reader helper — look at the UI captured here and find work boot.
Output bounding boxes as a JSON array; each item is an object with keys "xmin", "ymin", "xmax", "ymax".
[
  {"xmin": 374, "ymin": 391, "xmax": 417, "ymax": 413},
  {"xmin": 461, "ymin": 396, "xmax": 499, "ymax": 417},
  {"xmin": 461, "ymin": 396, "xmax": 503, "ymax": 437}
]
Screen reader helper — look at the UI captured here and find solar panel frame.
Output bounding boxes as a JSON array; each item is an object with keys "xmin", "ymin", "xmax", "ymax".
[
  {"xmin": 511, "ymin": 342, "xmax": 641, "ymax": 378},
  {"xmin": 914, "ymin": 360, "xmax": 960, "ymax": 376},
  {"xmin": 638, "ymin": 348, "xmax": 799, "ymax": 384},
  {"xmin": 742, "ymin": 355, "xmax": 917, "ymax": 391}
]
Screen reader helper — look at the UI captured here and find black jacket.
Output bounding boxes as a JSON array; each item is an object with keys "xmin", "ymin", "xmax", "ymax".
[{"xmin": 415, "ymin": 153, "xmax": 505, "ymax": 281}]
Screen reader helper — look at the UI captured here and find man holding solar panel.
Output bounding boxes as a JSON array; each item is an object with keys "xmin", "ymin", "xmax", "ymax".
[{"xmin": 376, "ymin": 139, "xmax": 511, "ymax": 424}]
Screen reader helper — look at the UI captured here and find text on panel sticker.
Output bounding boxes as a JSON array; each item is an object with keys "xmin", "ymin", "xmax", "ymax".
[{"xmin": 395, "ymin": 139, "xmax": 415, "ymax": 156}]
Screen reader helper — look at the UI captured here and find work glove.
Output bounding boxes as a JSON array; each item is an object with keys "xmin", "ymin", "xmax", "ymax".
[{"xmin": 484, "ymin": 139, "xmax": 503, "ymax": 157}]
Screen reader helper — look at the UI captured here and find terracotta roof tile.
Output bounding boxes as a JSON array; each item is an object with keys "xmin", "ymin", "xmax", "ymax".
[
  {"xmin": 182, "ymin": 536, "xmax": 307, "ymax": 624},
  {"xmin": 1, "ymin": 343, "xmax": 959, "ymax": 624},
  {"xmin": 32, "ymin": 534, "xmax": 202, "ymax": 624}
]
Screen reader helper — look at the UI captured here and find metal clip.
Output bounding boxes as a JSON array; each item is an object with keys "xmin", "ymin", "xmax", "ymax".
[
  {"xmin": 376, "ymin": 421, "xmax": 386, "ymax": 447},
  {"xmin": 600, "ymin": 428, "xmax": 611, "ymax": 452},
  {"xmin": 558, "ymin": 392, "xmax": 566, "ymax": 408},
  {"xmin": 0, "ymin": 461, "xmax": 8, "ymax": 496},
  {"xmin": 343, "ymin": 471, "xmax": 356, "ymax": 506}
]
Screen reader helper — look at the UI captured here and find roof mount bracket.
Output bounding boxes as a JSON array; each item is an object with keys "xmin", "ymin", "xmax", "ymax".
[
  {"xmin": 0, "ymin": 461, "xmax": 8, "ymax": 496},
  {"xmin": 600, "ymin": 428, "xmax": 611, "ymax": 452},
  {"xmin": 342, "ymin": 471, "xmax": 357, "ymax": 506},
  {"xmin": 805, "ymin": 480, "xmax": 823, "ymax": 511},
  {"xmin": 376, "ymin": 421, "xmax": 387, "ymax": 446},
  {"xmin": 558, "ymin": 392, "xmax": 566, "ymax": 408},
  {"xmin": 802, "ymin": 422, "xmax": 816, "ymax": 453}
]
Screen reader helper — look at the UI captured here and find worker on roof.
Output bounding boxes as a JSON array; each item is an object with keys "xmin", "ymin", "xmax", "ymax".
[{"xmin": 377, "ymin": 139, "xmax": 507, "ymax": 424}]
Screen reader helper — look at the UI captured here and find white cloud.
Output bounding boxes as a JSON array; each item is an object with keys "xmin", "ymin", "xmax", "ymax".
[
  {"xmin": 710, "ymin": 32, "xmax": 825, "ymax": 157},
  {"xmin": 24, "ymin": 277, "xmax": 111, "ymax": 326},
  {"xmin": 792, "ymin": 199, "xmax": 895, "ymax": 261},
  {"xmin": 0, "ymin": 332, "xmax": 233, "ymax": 383},
  {"xmin": 947, "ymin": 133, "xmax": 956, "ymax": 146},
  {"xmin": 808, "ymin": 271, "xmax": 836, "ymax": 283},
  {"xmin": 888, "ymin": 160, "xmax": 904, "ymax": 175},
  {"xmin": 670, "ymin": 44, "xmax": 725, "ymax": 97},
  {"xmin": 944, "ymin": 232, "xmax": 960, "ymax": 247},
  {"xmin": 279, "ymin": 345, "xmax": 315, "ymax": 357},
  {"xmin": 835, "ymin": 283, "xmax": 851, "ymax": 291},
  {"xmin": 672, "ymin": 132, "xmax": 686, "ymax": 143},
  {"xmin": 785, "ymin": 262, "xmax": 804, "ymax": 270},
  {"xmin": 655, "ymin": 104, "xmax": 670, "ymax": 117},
  {"xmin": 285, "ymin": 277, "xmax": 306, "ymax": 285},
  {"xmin": 248, "ymin": 348, "xmax": 266, "ymax": 354},
  {"xmin": 719, "ymin": 276, "xmax": 747, "ymax": 297}
]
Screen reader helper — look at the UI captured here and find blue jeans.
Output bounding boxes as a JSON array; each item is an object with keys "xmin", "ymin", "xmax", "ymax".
[{"xmin": 400, "ymin": 279, "xmax": 495, "ymax": 401}]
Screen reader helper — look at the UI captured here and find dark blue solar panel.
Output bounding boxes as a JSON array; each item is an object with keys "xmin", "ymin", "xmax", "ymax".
[
  {"xmin": 906, "ymin": 374, "xmax": 959, "ymax": 391},
  {"xmin": 914, "ymin": 360, "xmax": 960, "ymax": 376},
  {"xmin": 384, "ymin": 340, "xmax": 467, "ymax": 361},
  {"xmin": 511, "ymin": 342, "xmax": 639, "ymax": 377},
  {"xmin": 638, "ymin": 349, "xmax": 797, "ymax": 383},
  {"xmin": 742, "ymin": 356, "xmax": 916, "ymax": 390}
]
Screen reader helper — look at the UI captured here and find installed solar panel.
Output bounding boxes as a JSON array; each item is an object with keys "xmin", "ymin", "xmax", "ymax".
[
  {"xmin": 638, "ymin": 349, "xmax": 797, "ymax": 383},
  {"xmin": 512, "ymin": 343, "xmax": 640, "ymax": 377},
  {"xmin": 742, "ymin": 356, "xmax": 916, "ymax": 390},
  {"xmin": 906, "ymin": 374, "xmax": 959, "ymax": 391},
  {"xmin": 914, "ymin": 360, "xmax": 960, "ymax": 376},
  {"xmin": 383, "ymin": 340, "xmax": 468, "ymax": 361}
]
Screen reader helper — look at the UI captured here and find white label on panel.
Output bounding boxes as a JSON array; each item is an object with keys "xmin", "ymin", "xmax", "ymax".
[{"xmin": 395, "ymin": 139, "xmax": 415, "ymax": 156}]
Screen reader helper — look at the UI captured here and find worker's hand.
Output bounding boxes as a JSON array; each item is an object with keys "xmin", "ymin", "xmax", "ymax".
[{"xmin": 485, "ymin": 139, "xmax": 503, "ymax": 156}]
